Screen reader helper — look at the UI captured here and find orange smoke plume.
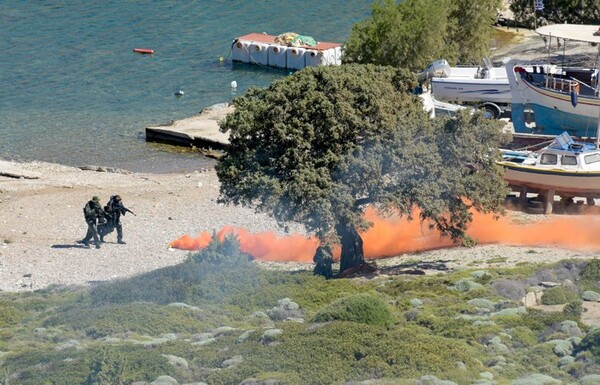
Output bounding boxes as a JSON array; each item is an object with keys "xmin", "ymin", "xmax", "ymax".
[
  {"xmin": 169, "ymin": 208, "xmax": 600, "ymax": 262},
  {"xmin": 169, "ymin": 226, "xmax": 321, "ymax": 262}
]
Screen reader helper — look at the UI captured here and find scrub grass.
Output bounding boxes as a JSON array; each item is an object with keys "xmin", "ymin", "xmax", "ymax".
[{"xmin": 1, "ymin": 239, "xmax": 600, "ymax": 384}]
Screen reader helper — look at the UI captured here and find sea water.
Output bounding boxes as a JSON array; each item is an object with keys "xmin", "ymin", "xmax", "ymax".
[{"xmin": 0, "ymin": 1, "xmax": 371, "ymax": 172}]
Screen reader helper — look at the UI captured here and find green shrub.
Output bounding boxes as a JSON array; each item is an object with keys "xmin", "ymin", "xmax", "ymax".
[
  {"xmin": 43, "ymin": 302, "xmax": 206, "ymax": 337},
  {"xmin": 541, "ymin": 287, "xmax": 568, "ymax": 305},
  {"xmin": 581, "ymin": 259, "xmax": 600, "ymax": 283},
  {"xmin": 0, "ymin": 301, "xmax": 24, "ymax": 327},
  {"xmin": 187, "ymin": 233, "xmax": 252, "ymax": 265},
  {"xmin": 312, "ymin": 293, "xmax": 394, "ymax": 327},
  {"xmin": 563, "ymin": 300, "xmax": 583, "ymax": 319},
  {"xmin": 575, "ymin": 327, "xmax": 600, "ymax": 358}
]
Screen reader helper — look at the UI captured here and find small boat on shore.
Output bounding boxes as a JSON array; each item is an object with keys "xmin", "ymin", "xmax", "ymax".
[
  {"xmin": 133, "ymin": 48, "xmax": 154, "ymax": 54},
  {"xmin": 498, "ymin": 132, "xmax": 600, "ymax": 212},
  {"xmin": 507, "ymin": 24, "xmax": 600, "ymax": 137},
  {"xmin": 421, "ymin": 58, "xmax": 513, "ymax": 118}
]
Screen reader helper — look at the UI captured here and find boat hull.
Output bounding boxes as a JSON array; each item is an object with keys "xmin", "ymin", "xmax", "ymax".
[
  {"xmin": 499, "ymin": 161, "xmax": 600, "ymax": 195},
  {"xmin": 507, "ymin": 59, "xmax": 600, "ymax": 136},
  {"xmin": 431, "ymin": 78, "xmax": 511, "ymax": 104}
]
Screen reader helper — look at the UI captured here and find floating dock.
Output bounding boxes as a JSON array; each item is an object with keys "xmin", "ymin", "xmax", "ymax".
[
  {"xmin": 145, "ymin": 104, "xmax": 233, "ymax": 150},
  {"xmin": 231, "ymin": 33, "xmax": 342, "ymax": 70}
]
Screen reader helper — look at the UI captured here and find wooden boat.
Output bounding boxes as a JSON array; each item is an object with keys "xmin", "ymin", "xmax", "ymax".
[
  {"xmin": 498, "ymin": 132, "xmax": 600, "ymax": 212},
  {"xmin": 507, "ymin": 24, "xmax": 600, "ymax": 137},
  {"xmin": 133, "ymin": 48, "xmax": 154, "ymax": 54}
]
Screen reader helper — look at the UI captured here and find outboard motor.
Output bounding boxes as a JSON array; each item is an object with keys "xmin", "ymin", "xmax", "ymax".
[{"xmin": 422, "ymin": 59, "xmax": 451, "ymax": 79}]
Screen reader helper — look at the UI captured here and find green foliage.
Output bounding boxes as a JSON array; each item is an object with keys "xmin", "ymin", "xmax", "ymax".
[
  {"xmin": 510, "ymin": 0, "xmax": 600, "ymax": 27},
  {"xmin": 187, "ymin": 233, "xmax": 252, "ymax": 265},
  {"xmin": 312, "ymin": 293, "xmax": 395, "ymax": 327},
  {"xmin": 541, "ymin": 286, "xmax": 568, "ymax": 305},
  {"xmin": 576, "ymin": 327, "xmax": 600, "ymax": 358},
  {"xmin": 581, "ymin": 259, "xmax": 600, "ymax": 285},
  {"xmin": 217, "ymin": 63, "xmax": 509, "ymax": 270},
  {"xmin": 6, "ymin": 259, "xmax": 600, "ymax": 384},
  {"xmin": 344, "ymin": 0, "xmax": 501, "ymax": 68},
  {"xmin": 0, "ymin": 301, "xmax": 24, "ymax": 327},
  {"xmin": 43, "ymin": 302, "xmax": 205, "ymax": 337},
  {"xmin": 256, "ymin": 271, "xmax": 368, "ymax": 313},
  {"xmin": 199, "ymin": 322, "xmax": 481, "ymax": 385},
  {"xmin": 344, "ymin": 0, "xmax": 453, "ymax": 69},
  {"xmin": 83, "ymin": 346, "xmax": 175, "ymax": 385},
  {"xmin": 497, "ymin": 308, "xmax": 568, "ymax": 332},
  {"xmin": 1, "ymin": 344, "xmax": 174, "ymax": 385},
  {"xmin": 563, "ymin": 300, "xmax": 583, "ymax": 319}
]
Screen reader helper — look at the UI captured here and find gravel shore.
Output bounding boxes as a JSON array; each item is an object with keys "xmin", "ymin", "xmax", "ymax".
[
  {"xmin": 0, "ymin": 160, "xmax": 305, "ymax": 292},
  {"xmin": 2, "ymin": 159, "xmax": 600, "ymax": 293}
]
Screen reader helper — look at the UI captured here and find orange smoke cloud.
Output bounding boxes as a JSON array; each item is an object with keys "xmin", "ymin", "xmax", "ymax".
[
  {"xmin": 169, "ymin": 226, "xmax": 321, "ymax": 262},
  {"xmin": 169, "ymin": 208, "xmax": 600, "ymax": 262}
]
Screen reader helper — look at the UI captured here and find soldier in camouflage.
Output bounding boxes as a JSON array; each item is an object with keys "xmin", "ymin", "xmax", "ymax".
[
  {"xmin": 78, "ymin": 196, "xmax": 105, "ymax": 249},
  {"xmin": 100, "ymin": 194, "xmax": 134, "ymax": 244},
  {"xmin": 313, "ymin": 242, "xmax": 333, "ymax": 279}
]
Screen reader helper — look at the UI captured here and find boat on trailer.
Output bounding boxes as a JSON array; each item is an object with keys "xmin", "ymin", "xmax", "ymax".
[
  {"xmin": 423, "ymin": 58, "xmax": 511, "ymax": 104},
  {"xmin": 421, "ymin": 58, "xmax": 555, "ymax": 119}
]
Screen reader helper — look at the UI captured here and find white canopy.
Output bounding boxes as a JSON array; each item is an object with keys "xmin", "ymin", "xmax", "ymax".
[{"xmin": 536, "ymin": 24, "xmax": 600, "ymax": 44}]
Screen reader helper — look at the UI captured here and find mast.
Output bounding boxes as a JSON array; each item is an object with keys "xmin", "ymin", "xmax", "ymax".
[{"xmin": 596, "ymin": 43, "xmax": 600, "ymax": 149}]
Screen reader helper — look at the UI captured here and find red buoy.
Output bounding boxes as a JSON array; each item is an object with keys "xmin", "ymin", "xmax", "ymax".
[{"xmin": 133, "ymin": 48, "xmax": 154, "ymax": 54}]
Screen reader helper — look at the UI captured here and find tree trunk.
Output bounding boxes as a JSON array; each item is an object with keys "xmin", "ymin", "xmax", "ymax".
[{"xmin": 336, "ymin": 221, "xmax": 365, "ymax": 273}]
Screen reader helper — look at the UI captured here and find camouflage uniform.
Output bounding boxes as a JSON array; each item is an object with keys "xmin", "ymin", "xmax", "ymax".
[
  {"xmin": 80, "ymin": 196, "xmax": 105, "ymax": 249},
  {"xmin": 101, "ymin": 195, "xmax": 130, "ymax": 244},
  {"xmin": 313, "ymin": 243, "xmax": 333, "ymax": 279}
]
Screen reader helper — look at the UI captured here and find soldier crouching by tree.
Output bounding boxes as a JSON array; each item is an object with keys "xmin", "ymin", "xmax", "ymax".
[
  {"xmin": 313, "ymin": 242, "xmax": 333, "ymax": 279},
  {"xmin": 78, "ymin": 196, "xmax": 105, "ymax": 249},
  {"xmin": 100, "ymin": 195, "xmax": 134, "ymax": 244}
]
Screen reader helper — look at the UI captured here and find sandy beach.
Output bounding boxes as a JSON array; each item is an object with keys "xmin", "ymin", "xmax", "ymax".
[{"xmin": 2, "ymin": 26, "xmax": 599, "ymax": 293}]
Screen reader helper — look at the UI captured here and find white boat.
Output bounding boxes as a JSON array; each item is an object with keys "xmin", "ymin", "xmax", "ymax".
[
  {"xmin": 421, "ymin": 58, "xmax": 514, "ymax": 118},
  {"xmin": 507, "ymin": 24, "xmax": 600, "ymax": 138},
  {"xmin": 424, "ymin": 58, "xmax": 512, "ymax": 105},
  {"xmin": 498, "ymin": 132, "xmax": 600, "ymax": 211}
]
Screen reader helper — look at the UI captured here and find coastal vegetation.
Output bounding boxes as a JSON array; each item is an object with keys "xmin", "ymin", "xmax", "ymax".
[
  {"xmin": 216, "ymin": 64, "xmax": 510, "ymax": 275},
  {"xmin": 510, "ymin": 0, "xmax": 600, "ymax": 27},
  {"xmin": 2, "ymin": 237, "xmax": 600, "ymax": 384},
  {"xmin": 343, "ymin": 0, "xmax": 502, "ymax": 69}
]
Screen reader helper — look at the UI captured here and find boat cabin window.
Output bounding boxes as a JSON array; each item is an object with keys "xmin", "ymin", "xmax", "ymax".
[
  {"xmin": 585, "ymin": 153, "xmax": 600, "ymax": 164},
  {"xmin": 561, "ymin": 155, "xmax": 577, "ymax": 166},
  {"xmin": 540, "ymin": 153, "xmax": 558, "ymax": 165}
]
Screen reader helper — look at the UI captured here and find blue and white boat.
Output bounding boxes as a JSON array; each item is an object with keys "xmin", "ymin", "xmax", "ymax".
[{"xmin": 507, "ymin": 24, "xmax": 600, "ymax": 138}]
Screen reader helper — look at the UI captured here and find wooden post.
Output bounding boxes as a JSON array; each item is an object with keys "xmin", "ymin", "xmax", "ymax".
[
  {"xmin": 544, "ymin": 189, "xmax": 555, "ymax": 214},
  {"xmin": 520, "ymin": 186, "xmax": 528, "ymax": 211}
]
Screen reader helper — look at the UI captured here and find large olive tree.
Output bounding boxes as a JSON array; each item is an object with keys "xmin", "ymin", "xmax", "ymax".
[
  {"xmin": 344, "ymin": 0, "xmax": 502, "ymax": 70},
  {"xmin": 216, "ymin": 64, "xmax": 510, "ymax": 274}
]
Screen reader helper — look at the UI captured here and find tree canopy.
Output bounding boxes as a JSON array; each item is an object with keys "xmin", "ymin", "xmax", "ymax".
[
  {"xmin": 343, "ymin": 0, "xmax": 502, "ymax": 70},
  {"xmin": 216, "ymin": 64, "xmax": 510, "ymax": 274},
  {"xmin": 510, "ymin": 0, "xmax": 600, "ymax": 27}
]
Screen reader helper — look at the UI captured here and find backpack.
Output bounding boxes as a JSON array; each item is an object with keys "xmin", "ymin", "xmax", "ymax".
[{"xmin": 83, "ymin": 202, "xmax": 94, "ymax": 220}]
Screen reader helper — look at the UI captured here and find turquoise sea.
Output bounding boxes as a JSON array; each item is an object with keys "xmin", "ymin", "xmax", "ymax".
[{"xmin": 0, "ymin": 1, "xmax": 371, "ymax": 172}]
